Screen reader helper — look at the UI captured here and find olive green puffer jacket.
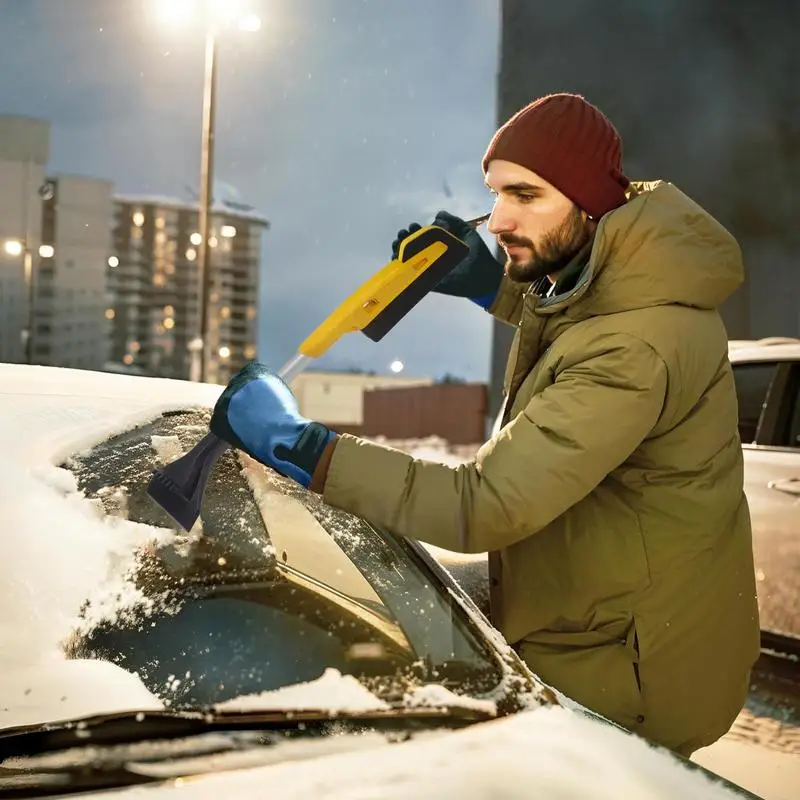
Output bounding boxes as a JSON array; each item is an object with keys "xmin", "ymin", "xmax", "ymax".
[{"xmin": 323, "ymin": 181, "xmax": 760, "ymax": 755}]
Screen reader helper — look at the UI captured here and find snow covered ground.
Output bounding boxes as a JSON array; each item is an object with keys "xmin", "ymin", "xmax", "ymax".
[{"xmin": 0, "ymin": 364, "xmax": 763, "ymax": 798}]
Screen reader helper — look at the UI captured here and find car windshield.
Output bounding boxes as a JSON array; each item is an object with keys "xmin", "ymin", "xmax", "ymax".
[{"xmin": 61, "ymin": 409, "xmax": 503, "ymax": 711}]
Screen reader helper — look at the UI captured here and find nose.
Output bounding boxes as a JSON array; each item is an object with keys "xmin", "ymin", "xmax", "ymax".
[{"xmin": 487, "ymin": 197, "xmax": 515, "ymax": 236}]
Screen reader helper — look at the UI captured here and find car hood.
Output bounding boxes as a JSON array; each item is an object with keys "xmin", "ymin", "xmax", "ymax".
[{"xmin": 1, "ymin": 706, "xmax": 756, "ymax": 800}]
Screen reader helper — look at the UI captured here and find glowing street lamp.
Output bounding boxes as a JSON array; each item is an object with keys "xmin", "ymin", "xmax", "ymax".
[
  {"xmin": 3, "ymin": 239, "xmax": 23, "ymax": 257},
  {"xmin": 152, "ymin": 0, "xmax": 261, "ymax": 383}
]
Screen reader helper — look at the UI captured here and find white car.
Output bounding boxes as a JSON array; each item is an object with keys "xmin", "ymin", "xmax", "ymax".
[
  {"xmin": 729, "ymin": 338, "xmax": 800, "ymax": 642},
  {"xmin": 0, "ymin": 364, "xmax": 757, "ymax": 799}
]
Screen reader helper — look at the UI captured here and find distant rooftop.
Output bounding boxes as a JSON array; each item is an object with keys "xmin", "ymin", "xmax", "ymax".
[{"xmin": 114, "ymin": 193, "xmax": 270, "ymax": 227}]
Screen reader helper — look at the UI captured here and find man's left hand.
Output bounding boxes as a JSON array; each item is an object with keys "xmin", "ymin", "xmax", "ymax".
[{"xmin": 210, "ymin": 362, "xmax": 335, "ymax": 488}]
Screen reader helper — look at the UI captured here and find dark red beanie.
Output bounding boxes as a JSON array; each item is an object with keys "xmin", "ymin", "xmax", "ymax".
[{"xmin": 482, "ymin": 93, "xmax": 630, "ymax": 220}]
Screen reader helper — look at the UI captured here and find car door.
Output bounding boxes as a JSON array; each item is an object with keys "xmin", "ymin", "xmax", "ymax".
[{"xmin": 733, "ymin": 360, "xmax": 800, "ymax": 638}]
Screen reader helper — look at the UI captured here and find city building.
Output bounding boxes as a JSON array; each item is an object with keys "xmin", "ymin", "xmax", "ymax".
[
  {"xmin": 0, "ymin": 115, "xmax": 112, "ymax": 370},
  {"xmin": 0, "ymin": 115, "xmax": 47, "ymax": 364},
  {"xmin": 289, "ymin": 370, "xmax": 434, "ymax": 436},
  {"xmin": 35, "ymin": 174, "xmax": 114, "ymax": 370},
  {"xmin": 108, "ymin": 195, "xmax": 269, "ymax": 384}
]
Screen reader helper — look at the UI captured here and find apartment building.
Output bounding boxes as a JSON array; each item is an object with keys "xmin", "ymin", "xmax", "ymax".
[
  {"xmin": 0, "ymin": 115, "xmax": 113, "ymax": 370},
  {"xmin": 108, "ymin": 195, "xmax": 268, "ymax": 384},
  {"xmin": 35, "ymin": 174, "xmax": 114, "ymax": 370}
]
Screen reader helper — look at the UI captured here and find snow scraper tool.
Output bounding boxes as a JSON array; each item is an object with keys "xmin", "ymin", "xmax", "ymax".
[{"xmin": 146, "ymin": 215, "xmax": 488, "ymax": 531}]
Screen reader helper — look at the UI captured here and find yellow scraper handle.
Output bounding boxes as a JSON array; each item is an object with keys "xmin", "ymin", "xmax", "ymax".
[{"xmin": 296, "ymin": 225, "xmax": 449, "ymax": 358}]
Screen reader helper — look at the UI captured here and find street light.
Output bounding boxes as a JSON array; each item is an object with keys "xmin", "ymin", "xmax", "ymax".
[
  {"xmin": 3, "ymin": 239, "xmax": 23, "ymax": 257},
  {"xmin": 153, "ymin": 0, "xmax": 261, "ymax": 383}
]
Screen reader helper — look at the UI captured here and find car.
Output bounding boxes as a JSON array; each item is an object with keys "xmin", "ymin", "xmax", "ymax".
[
  {"xmin": 729, "ymin": 338, "xmax": 800, "ymax": 642},
  {"xmin": 0, "ymin": 364, "xmax": 757, "ymax": 798}
]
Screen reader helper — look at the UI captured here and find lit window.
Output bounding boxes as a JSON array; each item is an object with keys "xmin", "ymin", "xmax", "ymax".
[
  {"xmin": 108, "ymin": 256, "xmax": 119, "ymax": 267},
  {"xmin": 39, "ymin": 244, "xmax": 55, "ymax": 258},
  {"xmin": 105, "ymin": 308, "xmax": 115, "ymax": 320},
  {"xmin": 123, "ymin": 354, "xmax": 134, "ymax": 365},
  {"xmin": 190, "ymin": 232, "xmax": 202, "ymax": 246},
  {"xmin": 219, "ymin": 346, "xmax": 231, "ymax": 359},
  {"xmin": 220, "ymin": 306, "xmax": 230, "ymax": 319},
  {"xmin": 246, "ymin": 306, "xmax": 256, "ymax": 320},
  {"xmin": 164, "ymin": 305, "xmax": 175, "ymax": 316},
  {"xmin": 164, "ymin": 318, "xmax": 175, "ymax": 330},
  {"xmin": 186, "ymin": 248, "xmax": 197, "ymax": 261},
  {"xmin": 209, "ymin": 236, "xmax": 219, "ymax": 248},
  {"xmin": 153, "ymin": 274, "xmax": 166, "ymax": 287},
  {"xmin": 3, "ymin": 240, "xmax": 23, "ymax": 257},
  {"xmin": 220, "ymin": 225, "xmax": 237, "ymax": 238},
  {"xmin": 132, "ymin": 211, "xmax": 145, "ymax": 227},
  {"xmin": 244, "ymin": 344, "xmax": 256, "ymax": 359},
  {"xmin": 130, "ymin": 341, "xmax": 141, "ymax": 353}
]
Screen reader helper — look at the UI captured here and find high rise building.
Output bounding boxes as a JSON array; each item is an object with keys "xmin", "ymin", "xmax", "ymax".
[
  {"xmin": 0, "ymin": 115, "xmax": 113, "ymax": 370},
  {"xmin": 108, "ymin": 196, "xmax": 268, "ymax": 384}
]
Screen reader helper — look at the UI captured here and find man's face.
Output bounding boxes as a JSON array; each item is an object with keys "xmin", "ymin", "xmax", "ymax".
[{"xmin": 485, "ymin": 160, "xmax": 594, "ymax": 284}]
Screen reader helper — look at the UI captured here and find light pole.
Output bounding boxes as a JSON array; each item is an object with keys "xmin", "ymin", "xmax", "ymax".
[
  {"xmin": 153, "ymin": 1, "xmax": 261, "ymax": 383},
  {"xmin": 197, "ymin": 25, "xmax": 218, "ymax": 383}
]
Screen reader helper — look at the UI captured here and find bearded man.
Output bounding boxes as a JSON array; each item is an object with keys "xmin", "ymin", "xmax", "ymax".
[{"xmin": 210, "ymin": 93, "xmax": 760, "ymax": 756}]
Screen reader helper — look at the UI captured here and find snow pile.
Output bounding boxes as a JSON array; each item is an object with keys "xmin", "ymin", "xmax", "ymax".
[
  {"xmin": 403, "ymin": 684, "xmax": 496, "ymax": 716},
  {"xmin": 0, "ymin": 659, "xmax": 164, "ymax": 730},
  {"xmin": 0, "ymin": 366, "xmax": 222, "ymax": 726},
  {"xmin": 214, "ymin": 669, "xmax": 390, "ymax": 714}
]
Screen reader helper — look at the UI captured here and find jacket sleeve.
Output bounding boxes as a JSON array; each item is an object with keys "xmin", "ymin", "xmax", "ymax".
[
  {"xmin": 322, "ymin": 334, "xmax": 668, "ymax": 553},
  {"xmin": 487, "ymin": 275, "xmax": 528, "ymax": 327}
]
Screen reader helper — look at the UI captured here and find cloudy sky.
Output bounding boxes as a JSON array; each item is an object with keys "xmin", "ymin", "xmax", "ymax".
[{"xmin": 0, "ymin": 0, "xmax": 501, "ymax": 381}]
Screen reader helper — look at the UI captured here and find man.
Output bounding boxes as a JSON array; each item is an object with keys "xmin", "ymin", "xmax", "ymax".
[{"xmin": 210, "ymin": 93, "xmax": 760, "ymax": 756}]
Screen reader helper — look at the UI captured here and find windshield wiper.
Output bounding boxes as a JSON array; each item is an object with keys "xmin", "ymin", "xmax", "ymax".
[{"xmin": 0, "ymin": 704, "xmax": 494, "ymax": 760}]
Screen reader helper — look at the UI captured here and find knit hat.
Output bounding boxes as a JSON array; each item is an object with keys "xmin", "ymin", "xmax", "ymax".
[{"xmin": 482, "ymin": 93, "xmax": 630, "ymax": 220}]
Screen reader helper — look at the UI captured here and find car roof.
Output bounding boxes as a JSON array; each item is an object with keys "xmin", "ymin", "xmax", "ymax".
[
  {"xmin": 728, "ymin": 338, "xmax": 800, "ymax": 363},
  {"xmin": 0, "ymin": 364, "xmax": 221, "ymax": 468}
]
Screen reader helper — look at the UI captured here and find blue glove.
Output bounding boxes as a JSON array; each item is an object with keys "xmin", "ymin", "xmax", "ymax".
[
  {"xmin": 210, "ymin": 362, "xmax": 335, "ymax": 488},
  {"xmin": 391, "ymin": 210, "xmax": 504, "ymax": 310}
]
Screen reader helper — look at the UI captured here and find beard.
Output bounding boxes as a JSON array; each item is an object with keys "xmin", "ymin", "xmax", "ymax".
[{"xmin": 500, "ymin": 205, "xmax": 593, "ymax": 284}]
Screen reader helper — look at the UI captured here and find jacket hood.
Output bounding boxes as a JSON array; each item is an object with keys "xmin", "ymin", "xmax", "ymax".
[{"xmin": 562, "ymin": 181, "xmax": 744, "ymax": 318}]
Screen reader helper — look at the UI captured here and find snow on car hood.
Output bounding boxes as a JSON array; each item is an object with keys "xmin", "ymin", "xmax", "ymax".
[{"xmin": 79, "ymin": 706, "xmax": 740, "ymax": 800}]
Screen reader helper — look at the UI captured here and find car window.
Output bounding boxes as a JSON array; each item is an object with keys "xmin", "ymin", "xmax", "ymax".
[
  {"xmin": 62, "ymin": 409, "xmax": 502, "ymax": 708},
  {"xmin": 776, "ymin": 366, "xmax": 800, "ymax": 449},
  {"xmin": 731, "ymin": 362, "xmax": 779, "ymax": 443}
]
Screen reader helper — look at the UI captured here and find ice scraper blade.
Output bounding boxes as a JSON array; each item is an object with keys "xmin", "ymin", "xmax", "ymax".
[{"xmin": 147, "ymin": 218, "xmax": 483, "ymax": 532}]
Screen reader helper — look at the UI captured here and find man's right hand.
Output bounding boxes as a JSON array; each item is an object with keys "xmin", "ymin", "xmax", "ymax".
[{"xmin": 391, "ymin": 210, "xmax": 504, "ymax": 310}]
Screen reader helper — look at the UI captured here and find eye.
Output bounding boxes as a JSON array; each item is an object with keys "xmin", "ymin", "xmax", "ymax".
[{"xmin": 516, "ymin": 194, "xmax": 537, "ymax": 204}]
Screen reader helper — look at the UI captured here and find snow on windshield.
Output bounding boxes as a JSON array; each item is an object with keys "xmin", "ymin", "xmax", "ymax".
[
  {"xmin": 0, "ymin": 387, "xmax": 510, "ymax": 730},
  {"xmin": 214, "ymin": 668, "xmax": 390, "ymax": 714}
]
